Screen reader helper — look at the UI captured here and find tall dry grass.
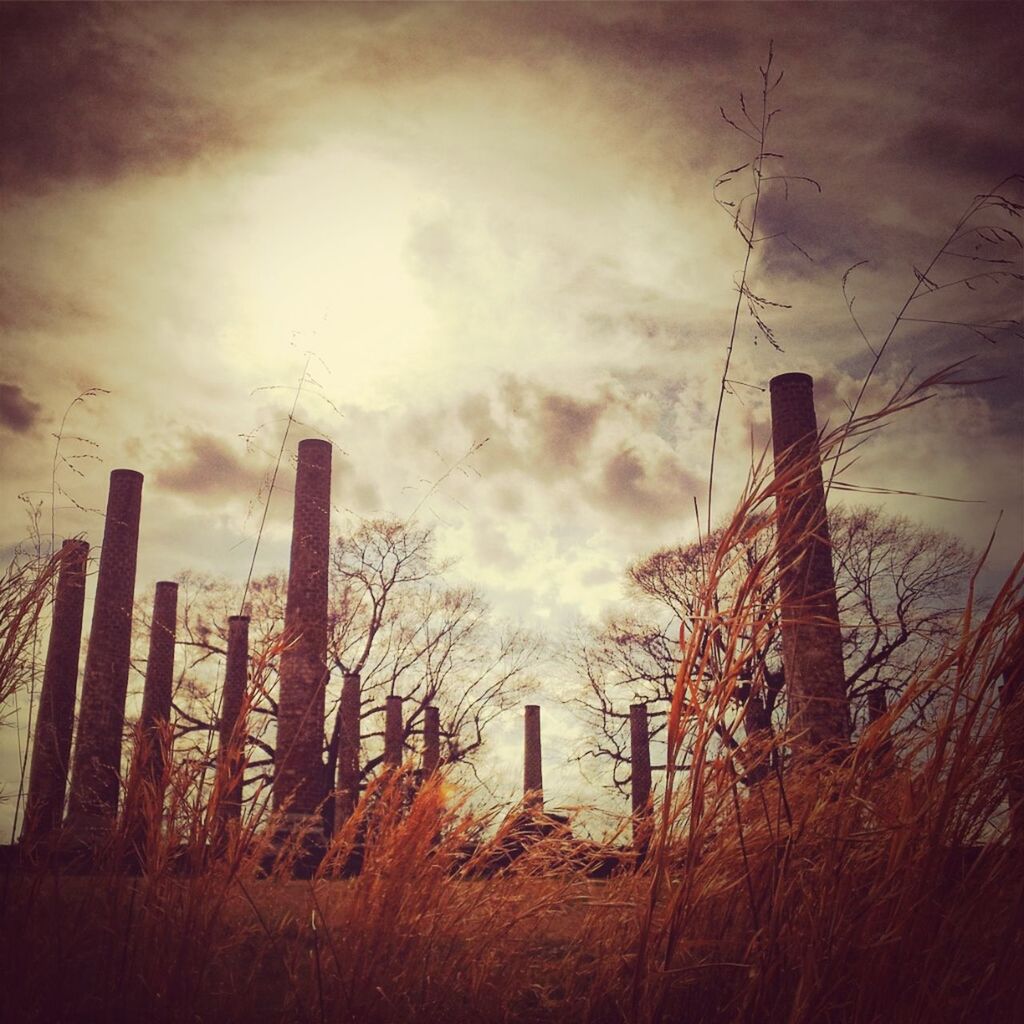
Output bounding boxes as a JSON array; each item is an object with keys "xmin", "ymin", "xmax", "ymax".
[{"xmin": 3, "ymin": 366, "xmax": 1022, "ymax": 1022}]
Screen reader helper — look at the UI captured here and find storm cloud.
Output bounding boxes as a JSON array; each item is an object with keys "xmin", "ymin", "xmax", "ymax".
[
  {"xmin": 0, "ymin": 383, "xmax": 42, "ymax": 433},
  {"xmin": 155, "ymin": 431, "xmax": 259, "ymax": 498}
]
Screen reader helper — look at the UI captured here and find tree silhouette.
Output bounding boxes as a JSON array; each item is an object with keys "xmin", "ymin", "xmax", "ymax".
[{"xmin": 573, "ymin": 505, "xmax": 973, "ymax": 793}]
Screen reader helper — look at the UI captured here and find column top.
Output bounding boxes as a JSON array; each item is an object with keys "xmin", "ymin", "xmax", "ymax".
[
  {"xmin": 110, "ymin": 467, "xmax": 144, "ymax": 483},
  {"xmin": 297, "ymin": 438, "xmax": 332, "ymax": 454},
  {"xmin": 228, "ymin": 614, "xmax": 251, "ymax": 624},
  {"xmin": 769, "ymin": 372, "xmax": 814, "ymax": 393},
  {"xmin": 155, "ymin": 580, "xmax": 178, "ymax": 592}
]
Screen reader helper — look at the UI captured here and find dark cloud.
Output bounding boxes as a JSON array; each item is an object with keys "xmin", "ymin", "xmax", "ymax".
[
  {"xmin": 450, "ymin": 383, "xmax": 603, "ymax": 482},
  {"xmin": 536, "ymin": 5, "xmax": 743, "ymax": 69},
  {"xmin": 419, "ymin": 375, "xmax": 702, "ymax": 527},
  {"xmin": 0, "ymin": 273, "xmax": 101, "ymax": 333},
  {"xmin": 156, "ymin": 432, "xmax": 259, "ymax": 498},
  {"xmin": 534, "ymin": 393, "xmax": 603, "ymax": 469},
  {"xmin": 892, "ymin": 120, "xmax": 1024, "ymax": 183},
  {"xmin": 599, "ymin": 447, "xmax": 700, "ymax": 524},
  {"xmin": 0, "ymin": 5, "xmax": 243, "ymax": 193},
  {"xmin": 0, "ymin": 383, "xmax": 42, "ymax": 433},
  {"xmin": 487, "ymin": 377, "xmax": 606, "ymax": 481}
]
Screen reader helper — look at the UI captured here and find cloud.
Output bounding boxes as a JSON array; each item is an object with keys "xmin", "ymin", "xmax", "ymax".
[
  {"xmin": 891, "ymin": 119, "xmax": 1024, "ymax": 182},
  {"xmin": 0, "ymin": 273, "xmax": 101, "ymax": 334},
  {"xmin": 0, "ymin": 383, "xmax": 42, "ymax": 433},
  {"xmin": 396, "ymin": 375, "xmax": 705, "ymax": 533},
  {"xmin": 333, "ymin": 453, "xmax": 383, "ymax": 515},
  {"xmin": 0, "ymin": 5, "xmax": 244, "ymax": 194},
  {"xmin": 535, "ymin": 393, "xmax": 604, "ymax": 469},
  {"xmin": 536, "ymin": 4, "xmax": 744, "ymax": 69},
  {"xmin": 599, "ymin": 446, "xmax": 700, "ymax": 524},
  {"xmin": 155, "ymin": 432, "xmax": 259, "ymax": 498}
]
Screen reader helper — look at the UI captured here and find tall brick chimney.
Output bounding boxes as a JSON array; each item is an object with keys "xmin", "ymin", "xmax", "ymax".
[
  {"xmin": 66, "ymin": 469, "xmax": 143, "ymax": 834},
  {"xmin": 133, "ymin": 582, "xmax": 178, "ymax": 797},
  {"xmin": 384, "ymin": 695, "xmax": 403, "ymax": 768},
  {"xmin": 22, "ymin": 539, "xmax": 89, "ymax": 841},
  {"xmin": 273, "ymin": 439, "xmax": 332, "ymax": 836},
  {"xmin": 335, "ymin": 671, "xmax": 361, "ymax": 823},
  {"xmin": 523, "ymin": 704, "xmax": 543, "ymax": 808},
  {"xmin": 422, "ymin": 705, "xmax": 440, "ymax": 777},
  {"xmin": 769, "ymin": 373, "xmax": 850, "ymax": 752},
  {"xmin": 630, "ymin": 703, "xmax": 652, "ymax": 850},
  {"xmin": 217, "ymin": 614, "xmax": 249, "ymax": 829}
]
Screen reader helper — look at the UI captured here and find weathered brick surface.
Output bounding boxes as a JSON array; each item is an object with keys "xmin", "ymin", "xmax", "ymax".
[
  {"xmin": 384, "ymin": 695, "xmax": 403, "ymax": 767},
  {"xmin": 629, "ymin": 703, "xmax": 652, "ymax": 814},
  {"xmin": 523, "ymin": 704, "xmax": 543, "ymax": 807},
  {"xmin": 335, "ymin": 671, "xmax": 361, "ymax": 822},
  {"xmin": 630, "ymin": 703, "xmax": 653, "ymax": 852},
  {"xmin": 273, "ymin": 439, "xmax": 331, "ymax": 819},
  {"xmin": 123, "ymin": 581, "xmax": 177, "ymax": 852},
  {"xmin": 136, "ymin": 581, "xmax": 178, "ymax": 786},
  {"xmin": 422, "ymin": 704, "xmax": 440, "ymax": 776},
  {"xmin": 770, "ymin": 373, "xmax": 850, "ymax": 751},
  {"xmin": 217, "ymin": 615, "xmax": 249, "ymax": 826},
  {"xmin": 23, "ymin": 539, "xmax": 89, "ymax": 840},
  {"xmin": 67, "ymin": 469, "xmax": 143, "ymax": 830}
]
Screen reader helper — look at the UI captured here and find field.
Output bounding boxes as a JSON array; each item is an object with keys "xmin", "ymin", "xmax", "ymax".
[{"xmin": 3, "ymin": 746, "xmax": 1023, "ymax": 1024}]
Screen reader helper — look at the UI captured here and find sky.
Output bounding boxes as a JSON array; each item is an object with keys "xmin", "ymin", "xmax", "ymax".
[{"xmin": 1, "ymin": 2, "xmax": 1022, "ymax": 835}]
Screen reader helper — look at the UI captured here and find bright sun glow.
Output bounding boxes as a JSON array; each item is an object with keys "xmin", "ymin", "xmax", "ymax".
[{"xmin": 215, "ymin": 143, "xmax": 440, "ymax": 407}]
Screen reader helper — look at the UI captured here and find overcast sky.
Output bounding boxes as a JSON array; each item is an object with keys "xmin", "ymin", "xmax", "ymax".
[{"xmin": 2, "ymin": 2, "xmax": 1022, "ymax": 832}]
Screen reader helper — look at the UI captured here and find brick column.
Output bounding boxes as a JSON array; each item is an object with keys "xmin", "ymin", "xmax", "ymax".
[
  {"xmin": 423, "ymin": 705, "xmax": 440, "ymax": 777},
  {"xmin": 335, "ymin": 671, "xmax": 361, "ymax": 823},
  {"xmin": 217, "ymin": 615, "xmax": 249, "ymax": 828},
  {"xmin": 134, "ymin": 582, "xmax": 178, "ymax": 795},
  {"xmin": 630, "ymin": 703, "xmax": 652, "ymax": 851},
  {"xmin": 67, "ymin": 469, "xmax": 143, "ymax": 834},
  {"xmin": 273, "ymin": 439, "xmax": 331, "ymax": 833},
  {"xmin": 769, "ymin": 373, "xmax": 850, "ymax": 753},
  {"xmin": 524, "ymin": 704, "xmax": 543, "ymax": 808},
  {"xmin": 22, "ymin": 539, "xmax": 89, "ymax": 841},
  {"xmin": 384, "ymin": 695, "xmax": 403, "ymax": 768}
]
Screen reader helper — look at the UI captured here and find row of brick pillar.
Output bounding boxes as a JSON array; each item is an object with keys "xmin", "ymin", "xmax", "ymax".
[
  {"xmin": 23, "ymin": 468, "xmax": 149, "ymax": 843},
  {"xmin": 21, "ymin": 467, "xmax": 194, "ymax": 845},
  {"xmin": 20, "ymin": 435, "xmax": 448, "ymax": 849},
  {"xmin": 21, "ymin": 371, "xmax": 849, "ymax": 849}
]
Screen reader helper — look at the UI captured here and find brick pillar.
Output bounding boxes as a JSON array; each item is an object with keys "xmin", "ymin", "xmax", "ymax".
[
  {"xmin": 217, "ymin": 615, "xmax": 249, "ymax": 828},
  {"xmin": 273, "ymin": 439, "xmax": 331, "ymax": 833},
  {"xmin": 67, "ymin": 469, "xmax": 143, "ymax": 834},
  {"xmin": 384, "ymin": 695, "xmax": 403, "ymax": 768},
  {"xmin": 524, "ymin": 704, "xmax": 543, "ymax": 808},
  {"xmin": 134, "ymin": 581, "xmax": 178, "ymax": 795},
  {"xmin": 335, "ymin": 672, "xmax": 361, "ymax": 823},
  {"xmin": 423, "ymin": 705, "xmax": 440, "ymax": 777},
  {"xmin": 630, "ymin": 703, "xmax": 652, "ymax": 851},
  {"xmin": 769, "ymin": 373, "xmax": 850, "ymax": 753},
  {"xmin": 22, "ymin": 539, "xmax": 89, "ymax": 841}
]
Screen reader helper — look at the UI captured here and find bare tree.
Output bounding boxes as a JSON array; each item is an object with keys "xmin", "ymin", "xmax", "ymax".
[
  {"xmin": 163, "ymin": 519, "xmax": 538, "ymax": 822},
  {"xmin": 573, "ymin": 505, "xmax": 973, "ymax": 794},
  {"xmin": 324, "ymin": 519, "xmax": 538, "ymax": 800}
]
